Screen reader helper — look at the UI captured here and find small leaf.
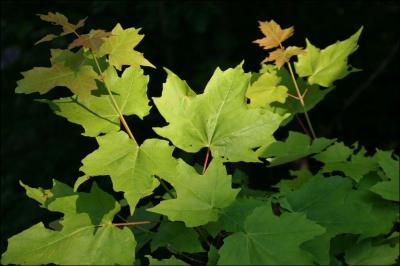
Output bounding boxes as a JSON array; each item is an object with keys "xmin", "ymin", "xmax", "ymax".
[
  {"xmin": 148, "ymin": 159, "xmax": 240, "ymax": 227},
  {"xmin": 34, "ymin": 33, "xmax": 58, "ymax": 45},
  {"xmin": 69, "ymin": 29, "xmax": 111, "ymax": 52},
  {"xmin": 263, "ymin": 46, "xmax": 304, "ymax": 68},
  {"xmin": 98, "ymin": 23, "xmax": 154, "ymax": 70},
  {"xmin": 253, "ymin": 20, "xmax": 294, "ymax": 49},
  {"xmin": 246, "ymin": 71, "xmax": 288, "ymax": 108},
  {"xmin": 294, "ymin": 27, "xmax": 363, "ymax": 87},
  {"xmin": 259, "ymin": 131, "xmax": 336, "ymax": 166},
  {"xmin": 37, "ymin": 12, "xmax": 86, "ymax": 36}
]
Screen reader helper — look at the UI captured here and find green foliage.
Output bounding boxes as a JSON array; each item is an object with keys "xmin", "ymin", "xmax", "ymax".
[{"xmin": 2, "ymin": 13, "xmax": 399, "ymax": 266}]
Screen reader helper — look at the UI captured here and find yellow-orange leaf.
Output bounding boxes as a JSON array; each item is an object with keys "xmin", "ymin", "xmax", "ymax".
[
  {"xmin": 254, "ymin": 20, "xmax": 294, "ymax": 50},
  {"xmin": 69, "ymin": 29, "xmax": 111, "ymax": 52},
  {"xmin": 37, "ymin": 12, "xmax": 86, "ymax": 36},
  {"xmin": 263, "ymin": 46, "xmax": 304, "ymax": 68}
]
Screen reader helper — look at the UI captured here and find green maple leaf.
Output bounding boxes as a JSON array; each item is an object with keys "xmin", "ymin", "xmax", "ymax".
[
  {"xmin": 80, "ymin": 131, "xmax": 178, "ymax": 214},
  {"xmin": 146, "ymin": 255, "xmax": 188, "ymax": 266},
  {"xmin": 370, "ymin": 150, "xmax": 400, "ymax": 202},
  {"xmin": 45, "ymin": 65, "xmax": 151, "ymax": 137},
  {"xmin": 148, "ymin": 159, "xmax": 240, "ymax": 227},
  {"xmin": 345, "ymin": 240, "xmax": 399, "ymax": 266},
  {"xmin": 217, "ymin": 205, "xmax": 325, "ymax": 265},
  {"xmin": 258, "ymin": 131, "xmax": 335, "ymax": 166},
  {"xmin": 153, "ymin": 64, "xmax": 287, "ymax": 162},
  {"xmin": 151, "ymin": 222, "xmax": 204, "ymax": 253},
  {"xmin": 98, "ymin": 23, "xmax": 154, "ymax": 70},
  {"xmin": 1, "ymin": 181, "xmax": 136, "ymax": 265},
  {"xmin": 246, "ymin": 71, "xmax": 288, "ymax": 108},
  {"xmin": 313, "ymin": 142, "xmax": 378, "ymax": 182},
  {"xmin": 16, "ymin": 49, "xmax": 98, "ymax": 99},
  {"xmin": 294, "ymin": 27, "xmax": 363, "ymax": 87}
]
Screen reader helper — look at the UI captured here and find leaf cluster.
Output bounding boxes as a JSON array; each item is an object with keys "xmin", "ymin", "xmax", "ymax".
[{"xmin": 2, "ymin": 13, "xmax": 398, "ymax": 266}]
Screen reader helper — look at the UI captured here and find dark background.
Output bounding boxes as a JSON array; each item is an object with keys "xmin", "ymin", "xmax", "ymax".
[{"xmin": 1, "ymin": 0, "xmax": 399, "ymax": 256}]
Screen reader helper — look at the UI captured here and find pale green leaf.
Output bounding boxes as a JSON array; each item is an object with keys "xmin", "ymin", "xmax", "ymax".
[
  {"xmin": 46, "ymin": 66, "xmax": 151, "ymax": 137},
  {"xmin": 259, "ymin": 131, "xmax": 335, "ymax": 166},
  {"xmin": 246, "ymin": 71, "xmax": 288, "ymax": 108},
  {"xmin": 217, "ymin": 205, "xmax": 325, "ymax": 265},
  {"xmin": 294, "ymin": 27, "xmax": 363, "ymax": 87},
  {"xmin": 151, "ymin": 222, "xmax": 204, "ymax": 253},
  {"xmin": 98, "ymin": 23, "xmax": 154, "ymax": 70},
  {"xmin": 154, "ymin": 64, "xmax": 287, "ymax": 162},
  {"xmin": 80, "ymin": 131, "xmax": 178, "ymax": 214},
  {"xmin": 148, "ymin": 159, "xmax": 240, "ymax": 227}
]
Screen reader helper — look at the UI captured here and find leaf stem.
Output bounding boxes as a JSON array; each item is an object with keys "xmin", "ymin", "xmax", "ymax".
[
  {"xmin": 201, "ymin": 148, "xmax": 211, "ymax": 175},
  {"xmin": 89, "ymin": 51, "xmax": 137, "ymax": 144},
  {"xmin": 286, "ymin": 62, "xmax": 317, "ymax": 139},
  {"xmin": 112, "ymin": 221, "xmax": 153, "ymax": 227},
  {"xmin": 155, "ymin": 176, "xmax": 175, "ymax": 199}
]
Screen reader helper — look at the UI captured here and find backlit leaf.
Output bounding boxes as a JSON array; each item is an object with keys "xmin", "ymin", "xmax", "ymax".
[
  {"xmin": 253, "ymin": 20, "xmax": 294, "ymax": 49},
  {"xmin": 154, "ymin": 64, "xmax": 287, "ymax": 162},
  {"xmin": 69, "ymin": 29, "xmax": 111, "ymax": 52},
  {"xmin": 148, "ymin": 159, "xmax": 240, "ymax": 227},
  {"xmin": 294, "ymin": 27, "xmax": 363, "ymax": 87},
  {"xmin": 263, "ymin": 46, "xmax": 304, "ymax": 68},
  {"xmin": 37, "ymin": 12, "xmax": 86, "ymax": 35}
]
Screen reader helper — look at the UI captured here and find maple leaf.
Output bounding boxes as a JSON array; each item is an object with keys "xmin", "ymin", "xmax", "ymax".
[
  {"xmin": 98, "ymin": 23, "xmax": 154, "ymax": 70},
  {"xmin": 69, "ymin": 29, "xmax": 111, "ymax": 53},
  {"xmin": 263, "ymin": 46, "xmax": 305, "ymax": 68},
  {"xmin": 16, "ymin": 49, "xmax": 98, "ymax": 99},
  {"xmin": 37, "ymin": 12, "xmax": 86, "ymax": 35},
  {"xmin": 253, "ymin": 20, "xmax": 294, "ymax": 50},
  {"xmin": 153, "ymin": 64, "xmax": 287, "ymax": 162}
]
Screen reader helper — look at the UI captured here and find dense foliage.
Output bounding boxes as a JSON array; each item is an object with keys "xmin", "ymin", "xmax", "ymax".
[{"xmin": 1, "ymin": 12, "xmax": 399, "ymax": 265}]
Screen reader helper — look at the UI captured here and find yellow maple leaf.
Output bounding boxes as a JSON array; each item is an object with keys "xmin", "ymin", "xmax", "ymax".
[
  {"xmin": 263, "ymin": 46, "xmax": 305, "ymax": 68},
  {"xmin": 253, "ymin": 20, "xmax": 294, "ymax": 50}
]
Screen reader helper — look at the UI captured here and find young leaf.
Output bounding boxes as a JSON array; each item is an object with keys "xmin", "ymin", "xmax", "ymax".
[
  {"xmin": 45, "ymin": 66, "xmax": 151, "ymax": 137},
  {"xmin": 262, "ymin": 46, "xmax": 304, "ymax": 68},
  {"xmin": 151, "ymin": 222, "xmax": 204, "ymax": 253},
  {"xmin": 69, "ymin": 29, "xmax": 111, "ymax": 52},
  {"xmin": 217, "ymin": 205, "xmax": 325, "ymax": 265},
  {"xmin": 294, "ymin": 27, "xmax": 363, "ymax": 87},
  {"xmin": 370, "ymin": 150, "xmax": 400, "ymax": 201},
  {"xmin": 1, "ymin": 181, "xmax": 136, "ymax": 265},
  {"xmin": 16, "ymin": 49, "xmax": 98, "ymax": 99},
  {"xmin": 345, "ymin": 240, "xmax": 399, "ymax": 266},
  {"xmin": 38, "ymin": 12, "xmax": 86, "ymax": 35},
  {"xmin": 154, "ymin": 64, "xmax": 287, "ymax": 162},
  {"xmin": 148, "ymin": 159, "xmax": 240, "ymax": 227},
  {"xmin": 98, "ymin": 23, "xmax": 154, "ymax": 70},
  {"xmin": 246, "ymin": 71, "xmax": 288, "ymax": 108},
  {"xmin": 258, "ymin": 131, "xmax": 335, "ymax": 166},
  {"xmin": 80, "ymin": 131, "xmax": 178, "ymax": 215},
  {"xmin": 34, "ymin": 33, "xmax": 58, "ymax": 45},
  {"xmin": 253, "ymin": 20, "xmax": 294, "ymax": 49},
  {"xmin": 313, "ymin": 142, "xmax": 378, "ymax": 182}
]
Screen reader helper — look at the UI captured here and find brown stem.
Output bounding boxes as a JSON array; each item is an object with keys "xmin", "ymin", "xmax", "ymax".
[
  {"xmin": 295, "ymin": 115, "xmax": 310, "ymax": 137},
  {"xmin": 201, "ymin": 148, "xmax": 211, "ymax": 175}
]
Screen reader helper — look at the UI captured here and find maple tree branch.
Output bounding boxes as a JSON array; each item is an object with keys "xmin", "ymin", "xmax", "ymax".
[
  {"xmin": 201, "ymin": 148, "xmax": 211, "ymax": 175},
  {"xmin": 89, "ymin": 51, "xmax": 137, "ymax": 144},
  {"xmin": 286, "ymin": 62, "xmax": 317, "ymax": 139}
]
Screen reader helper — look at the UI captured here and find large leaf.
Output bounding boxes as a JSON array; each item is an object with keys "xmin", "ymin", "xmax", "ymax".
[
  {"xmin": 153, "ymin": 64, "xmax": 286, "ymax": 162},
  {"xmin": 16, "ymin": 49, "xmax": 98, "ymax": 99},
  {"xmin": 98, "ymin": 23, "xmax": 154, "ymax": 70},
  {"xmin": 218, "ymin": 205, "xmax": 325, "ymax": 265},
  {"xmin": 370, "ymin": 150, "xmax": 400, "ymax": 202},
  {"xmin": 258, "ymin": 131, "xmax": 335, "ymax": 166},
  {"xmin": 148, "ymin": 159, "xmax": 240, "ymax": 227},
  {"xmin": 46, "ymin": 66, "xmax": 151, "ymax": 137},
  {"xmin": 294, "ymin": 27, "xmax": 363, "ymax": 87},
  {"xmin": 1, "ymin": 181, "xmax": 136, "ymax": 265},
  {"xmin": 80, "ymin": 131, "xmax": 178, "ymax": 214}
]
